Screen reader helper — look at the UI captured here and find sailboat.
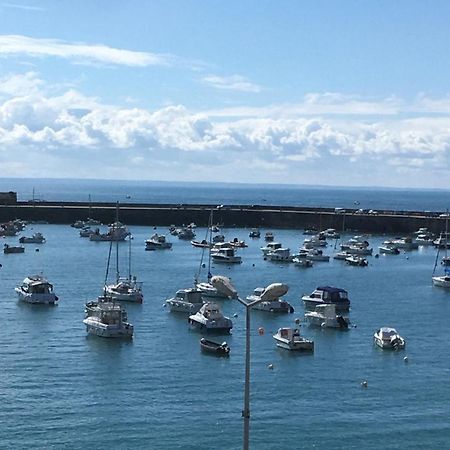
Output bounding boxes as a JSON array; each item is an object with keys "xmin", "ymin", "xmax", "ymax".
[
  {"xmin": 432, "ymin": 212, "xmax": 450, "ymax": 288},
  {"xmin": 83, "ymin": 225, "xmax": 134, "ymax": 338},
  {"xmin": 195, "ymin": 209, "xmax": 237, "ymax": 300},
  {"xmin": 104, "ymin": 206, "xmax": 143, "ymax": 303}
]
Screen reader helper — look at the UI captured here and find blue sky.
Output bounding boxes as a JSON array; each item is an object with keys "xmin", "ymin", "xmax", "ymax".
[{"xmin": 1, "ymin": 1, "xmax": 450, "ymax": 187}]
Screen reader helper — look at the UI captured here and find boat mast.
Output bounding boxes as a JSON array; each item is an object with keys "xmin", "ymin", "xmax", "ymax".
[{"xmin": 115, "ymin": 202, "xmax": 120, "ymax": 283}]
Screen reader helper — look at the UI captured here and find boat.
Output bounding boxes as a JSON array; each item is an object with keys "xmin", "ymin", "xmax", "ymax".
[
  {"xmin": 333, "ymin": 251, "xmax": 351, "ymax": 260},
  {"xmin": 293, "ymin": 254, "xmax": 313, "ymax": 267},
  {"xmin": 432, "ymin": 214, "xmax": 450, "ymax": 288},
  {"xmin": 303, "ymin": 228, "xmax": 318, "ymax": 235},
  {"xmin": 441, "ymin": 256, "xmax": 450, "ymax": 266},
  {"xmin": 389, "ymin": 237, "xmax": 418, "ymax": 250},
  {"xmin": 19, "ymin": 232, "xmax": 45, "ymax": 244},
  {"xmin": 196, "ymin": 275, "xmax": 237, "ymax": 301},
  {"xmin": 145, "ymin": 233, "xmax": 172, "ymax": 250},
  {"xmin": 166, "ymin": 287, "xmax": 204, "ymax": 313},
  {"xmin": 15, "ymin": 274, "xmax": 59, "ymax": 304},
  {"xmin": 83, "ymin": 298, "xmax": 133, "ymax": 338},
  {"xmin": 79, "ymin": 227, "xmax": 95, "ymax": 238},
  {"xmin": 299, "ymin": 248, "xmax": 330, "ymax": 262},
  {"xmin": 246, "ymin": 284, "xmax": 294, "ymax": 313},
  {"xmin": 249, "ymin": 228, "xmax": 260, "ymax": 238},
  {"xmin": 3, "ymin": 243, "xmax": 25, "ymax": 254},
  {"xmin": 345, "ymin": 255, "xmax": 368, "ymax": 266},
  {"xmin": 305, "ymin": 304, "xmax": 349, "ymax": 329},
  {"xmin": 229, "ymin": 238, "xmax": 248, "ymax": 248},
  {"xmin": 89, "ymin": 222, "xmax": 130, "ymax": 242},
  {"xmin": 104, "ymin": 229, "xmax": 143, "ymax": 303},
  {"xmin": 302, "ymin": 286, "xmax": 350, "ymax": 311},
  {"xmin": 200, "ymin": 338, "xmax": 230, "ymax": 356},
  {"xmin": 373, "ymin": 327, "xmax": 405, "ymax": 350},
  {"xmin": 211, "ymin": 244, "xmax": 242, "ymax": 264},
  {"xmin": 188, "ymin": 302, "xmax": 233, "ymax": 333},
  {"xmin": 177, "ymin": 227, "xmax": 196, "ymax": 240},
  {"xmin": 264, "ymin": 232, "xmax": 274, "ymax": 241},
  {"xmin": 191, "ymin": 239, "xmax": 212, "ymax": 248},
  {"xmin": 322, "ymin": 228, "xmax": 340, "ymax": 239},
  {"xmin": 260, "ymin": 242, "xmax": 282, "ymax": 255},
  {"xmin": 273, "ymin": 327, "xmax": 314, "ymax": 352},
  {"xmin": 266, "ymin": 248, "xmax": 293, "ymax": 262},
  {"xmin": 378, "ymin": 245, "xmax": 400, "ymax": 255},
  {"xmin": 212, "ymin": 234, "xmax": 225, "ymax": 243}
]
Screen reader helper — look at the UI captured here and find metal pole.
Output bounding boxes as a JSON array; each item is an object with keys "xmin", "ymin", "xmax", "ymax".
[{"xmin": 243, "ymin": 304, "xmax": 250, "ymax": 450}]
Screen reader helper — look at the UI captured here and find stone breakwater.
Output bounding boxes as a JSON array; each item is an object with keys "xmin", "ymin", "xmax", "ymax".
[{"xmin": 0, "ymin": 201, "xmax": 447, "ymax": 234}]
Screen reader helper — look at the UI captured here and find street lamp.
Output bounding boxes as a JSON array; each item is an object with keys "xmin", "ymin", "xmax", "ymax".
[{"xmin": 211, "ymin": 276, "xmax": 278, "ymax": 450}]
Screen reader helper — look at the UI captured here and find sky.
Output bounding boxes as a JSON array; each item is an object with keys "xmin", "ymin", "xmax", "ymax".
[{"xmin": 1, "ymin": 0, "xmax": 450, "ymax": 188}]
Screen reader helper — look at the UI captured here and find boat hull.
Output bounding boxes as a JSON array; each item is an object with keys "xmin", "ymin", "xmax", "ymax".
[{"xmin": 83, "ymin": 318, "xmax": 133, "ymax": 338}]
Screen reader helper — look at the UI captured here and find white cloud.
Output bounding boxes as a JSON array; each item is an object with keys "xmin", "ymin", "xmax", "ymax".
[
  {"xmin": 202, "ymin": 75, "xmax": 262, "ymax": 93},
  {"xmin": 0, "ymin": 78, "xmax": 450, "ymax": 187},
  {"xmin": 0, "ymin": 35, "xmax": 172, "ymax": 67},
  {"xmin": 1, "ymin": 3, "xmax": 44, "ymax": 11}
]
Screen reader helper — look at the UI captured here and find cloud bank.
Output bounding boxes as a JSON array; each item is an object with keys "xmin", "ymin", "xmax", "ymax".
[{"xmin": 0, "ymin": 73, "xmax": 449, "ymax": 187}]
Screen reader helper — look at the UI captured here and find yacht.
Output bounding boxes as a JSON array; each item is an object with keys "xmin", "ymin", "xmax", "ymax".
[
  {"xmin": 297, "ymin": 248, "xmax": 330, "ymax": 262},
  {"xmin": 373, "ymin": 327, "xmax": 405, "ymax": 350},
  {"xmin": 196, "ymin": 275, "xmax": 237, "ymax": 301},
  {"xmin": 89, "ymin": 222, "xmax": 130, "ymax": 242},
  {"xmin": 145, "ymin": 233, "xmax": 172, "ymax": 250},
  {"xmin": 188, "ymin": 302, "xmax": 233, "ymax": 333},
  {"xmin": 273, "ymin": 327, "xmax": 314, "ymax": 352},
  {"xmin": 83, "ymin": 299, "xmax": 133, "ymax": 338},
  {"xmin": 292, "ymin": 254, "xmax": 313, "ymax": 267},
  {"xmin": 177, "ymin": 228, "xmax": 196, "ymax": 240},
  {"xmin": 19, "ymin": 232, "xmax": 45, "ymax": 244},
  {"xmin": 211, "ymin": 245, "xmax": 242, "ymax": 264},
  {"xmin": 260, "ymin": 242, "xmax": 282, "ymax": 255},
  {"xmin": 333, "ymin": 251, "xmax": 351, "ymax": 260},
  {"xmin": 305, "ymin": 304, "xmax": 349, "ymax": 329},
  {"xmin": 389, "ymin": 237, "xmax": 418, "ymax": 250},
  {"xmin": 432, "ymin": 274, "xmax": 450, "ymax": 288},
  {"xmin": 246, "ymin": 284, "xmax": 294, "ymax": 313},
  {"xmin": 378, "ymin": 244, "xmax": 400, "ymax": 255},
  {"xmin": 302, "ymin": 286, "xmax": 350, "ymax": 312},
  {"xmin": 267, "ymin": 248, "xmax": 293, "ymax": 262},
  {"xmin": 15, "ymin": 275, "xmax": 58, "ymax": 304},
  {"xmin": 345, "ymin": 255, "xmax": 368, "ymax": 266},
  {"xmin": 166, "ymin": 287, "xmax": 204, "ymax": 313}
]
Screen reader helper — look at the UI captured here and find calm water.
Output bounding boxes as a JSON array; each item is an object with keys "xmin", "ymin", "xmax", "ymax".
[
  {"xmin": 0, "ymin": 177, "xmax": 449, "ymax": 212},
  {"xmin": 1, "ymin": 221, "xmax": 449, "ymax": 449}
]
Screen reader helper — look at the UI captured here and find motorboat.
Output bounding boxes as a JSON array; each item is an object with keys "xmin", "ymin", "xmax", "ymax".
[
  {"xmin": 333, "ymin": 251, "xmax": 351, "ymax": 260},
  {"xmin": 303, "ymin": 236, "xmax": 327, "ymax": 249},
  {"xmin": 261, "ymin": 242, "xmax": 282, "ymax": 255},
  {"xmin": 322, "ymin": 228, "xmax": 340, "ymax": 239},
  {"xmin": 373, "ymin": 327, "xmax": 405, "ymax": 350},
  {"xmin": 433, "ymin": 233, "xmax": 450, "ymax": 249},
  {"xmin": 249, "ymin": 228, "xmax": 261, "ymax": 238},
  {"xmin": 212, "ymin": 234, "xmax": 225, "ymax": 243},
  {"xmin": 191, "ymin": 239, "xmax": 212, "ymax": 248},
  {"xmin": 211, "ymin": 245, "xmax": 242, "ymax": 264},
  {"xmin": 166, "ymin": 287, "xmax": 204, "ymax": 313},
  {"xmin": 229, "ymin": 238, "xmax": 248, "ymax": 248},
  {"xmin": 3, "ymin": 244, "xmax": 25, "ymax": 254},
  {"xmin": 345, "ymin": 255, "xmax": 368, "ymax": 266},
  {"xmin": 145, "ymin": 233, "xmax": 172, "ymax": 250},
  {"xmin": 265, "ymin": 232, "xmax": 274, "ymax": 241},
  {"xmin": 246, "ymin": 284, "xmax": 294, "ymax": 313},
  {"xmin": 72, "ymin": 218, "xmax": 101, "ymax": 228},
  {"xmin": 302, "ymin": 286, "xmax": 350, "ymax": 312},
  {"xmin": 19, "ymin": 232, "xmax": 45, "ymax": 244},
  {"xmin": 342, "ymin": 244, "xmax": 373, "ymax": 255},
  {"xmin": 266, "ymin": 248, "xmax": 293, "ymax": 262},
  {"xmin": 273, "ymin": 327, "xmax": 314, "ymax": 352},
  {"xmin": 177, "ymin": 228, "xmax": 196, "ymax": 240},
  {"xmin": 200, "ymin": 338, "xmax": 230, "ymax": 356},
  {"xmin": 389, "ymin": 237, "xmax": 418, "ymax": 250},
  {"xmin": 83, "ymin": 299, "xmax": 133, "ymax": 338},
  {"xmin": 303, "ymin": 228, "xmax": 318, "ymax": 235},
  {"xmin": 79, "ymin": 227, "xmax": 94, "ymax": 238},
  {"xmin": 188, "ymin": 302, "xmax": 233, "ymax": 333},
  {"xmin": 293, "ymin": 254, "xmax": 313, "ymax": 267},
  {"xmin": 305, "ymin": 304, "xmax": 349, "ymax": 329},
  {"xmin": 441, "ymin": 256, "xmax": 450, "ymax": 267},
  {"xmin": 15, "ymin": 274, "xmax": 58, "ymax": 304},
  {"xmin": 432, "ymin": 274, "xmax": 450, "ymax": 288},
  {"xmin": 378, "ymin": 245, "xmax": 400, "ymax": 255},
  {"xmin": 297, "ymin": 248, "xmax": 330, "ymax": 262},
  {"xmin": 104, "ymin": 277, "xmax": 143, "ymax": 303}
]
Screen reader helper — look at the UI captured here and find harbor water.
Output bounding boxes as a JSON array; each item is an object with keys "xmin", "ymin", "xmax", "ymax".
[{"xmin": 1, "ymin": 219, "xmax": 449, "ymax": 449}]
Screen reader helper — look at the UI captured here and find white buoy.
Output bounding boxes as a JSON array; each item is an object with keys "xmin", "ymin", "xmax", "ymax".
[
  {"xmin": 233, "ymin": 313, "xmax": 238, "ymax": 318},
  {"xmin": 404, "ymin": 356, "xmax": 409, "ymax": 363},
  {"xmin": 268, "ymin": 364, "xmax": 274, "ymax": 370},
  {"xmin": 361, "ymin": 380, "xmax": 368, "ymax": 388}
]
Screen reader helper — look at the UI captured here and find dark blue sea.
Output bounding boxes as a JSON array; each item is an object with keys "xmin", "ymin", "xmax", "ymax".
[
  {"xmin": 1, "ymin": 179, "xmax": 450, "ymax": 449},
  {"xmin": 0, "ymin": 178, "xmax": 449, "ymax": 212}
]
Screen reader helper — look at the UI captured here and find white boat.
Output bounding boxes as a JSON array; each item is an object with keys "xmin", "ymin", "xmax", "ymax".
[
  {"xmin": 229, "ymin": 238, "xmax": 248, "ymax": 248},
  {"xmin": 261, "ymin": 242, "xmax": 282, "ymax": 255},
  {"xmin": 322, "ymin": 228, "xmax": 340, "ymax": 239},
  {"xmin": 83, "ymin": 299, "xmax": 133, "ymax": 338},
  {"xmin": 333, "ymin": 251, "xmax": 351, "ymax": 260},
  {"xmin": 19, "ymin": 232, "xmax": 45, "ymax": 244},
  {"xmin": 211, "ymin": 245, "xmax": 241, "ymax": 264},
  {"xmin": 389, "ymin": 237, "xmax": 418, "ymax": 250},
  {"xmin": 188, "ymin": 302, "xmax": 233, "ymax": 333},
  {"xmin": 378, "ymin": 245, "xmax": 400, "ymax": 255},
  {"xmin": 373, "ymin": 327, "xmax": 405, "ymax": 350},
  {"xmin": 305, "ymin": 304, "xmax": 349, "ymax": 329},
  {"xmin": 79, "ymin": 227, "xmax": 95, "ymax": 238},
  {"xmin": 432, "ymin": 274, "xmax": 450, "ymax": 288},
  {"xmin": 297, "ymin": 248, "xmax": 330, "ymax": 262},
  {"xmin": 345, "ymin": 255, "xmax": 368, "ymax": 266},
  {"xmin": 246, "ymin": 284, "xmax": 294, "ymax": 313},
  {"xmin": 177, "ymin": 228, "xmax": 196, "ymax": 240},
  {"xmin": 293, "ymin": 254, "xmax": 313, "ymax": 267},
  {"xmin": 191, "ymin": 239, "xmax": 211, "ymax": 248},
  {"xmin": 303, "ymin": 236, "xmax": 327, "ymax": 249},
  {"xmin": 249, "ymin": 228, "xmax": 260, "ymax": 238},
  {"xmin": 166, "ymin": 287, "xmax": 204, "ymax": 313},
  {"xmin": 104, "ymin": 277, "xmax": 143, "ymax": 303},
  {"xmin": 267, "ymin": 248, "xmax": 293, "ymax": 262},
  {"xmin": 302, "ymin": 286, "xmax": 350, "ymax": 311},
  {"xmin": 15, "ymin": 275, "xmax": 58, "ymax": 304},
  {"xmin": 432, "ymin": 214, "xmax": 450, "ymax": 287},
  {"xmin": 145, "ymin": 233, "xmax": 172, "ymax": 250},
  {"xmin": 273, "ymin": 327, "xmax": 314, "ymax": 351},
  {"xmin": 89, "ymin": 222, "xmax": 130, "ymax": 242},
  {"xmin": 196, "ymin": 275, "xmax": 237, "ymax": 301},
  {"xmin": 343, "ymin": 244, "xmax": 373, "ymax": 255}
]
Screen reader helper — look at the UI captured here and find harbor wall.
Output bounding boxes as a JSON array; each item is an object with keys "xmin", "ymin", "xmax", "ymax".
[{"xmin": 0, "ymin": 202, "xmax": 447, "ymax": 234}]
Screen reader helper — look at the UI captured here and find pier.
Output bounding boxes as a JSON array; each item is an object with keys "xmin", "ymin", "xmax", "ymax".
[{"xmin": 0, "ymin": 200, "xmax": 447, "ymax": 233}]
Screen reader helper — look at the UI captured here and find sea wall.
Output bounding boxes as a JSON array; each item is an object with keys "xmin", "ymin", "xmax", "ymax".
[{"xmin": 0, "ymin": 202, "xmax": 447, "ymax": 234}]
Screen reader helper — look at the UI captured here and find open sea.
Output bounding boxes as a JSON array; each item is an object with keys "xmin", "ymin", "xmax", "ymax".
[{"xmin": 1, "ymin": 179, "xmax": 450, "ymax": 449}]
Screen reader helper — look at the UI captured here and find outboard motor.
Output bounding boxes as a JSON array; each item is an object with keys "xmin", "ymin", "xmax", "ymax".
[{"xmin": 336, "ymin": 315, "xmax": 348, "ymax": 329}]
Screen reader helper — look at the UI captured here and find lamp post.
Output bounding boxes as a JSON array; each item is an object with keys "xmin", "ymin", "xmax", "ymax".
[{"xmin": 211, "ymin": 276, "xmax": 277, "ymax": 450}]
